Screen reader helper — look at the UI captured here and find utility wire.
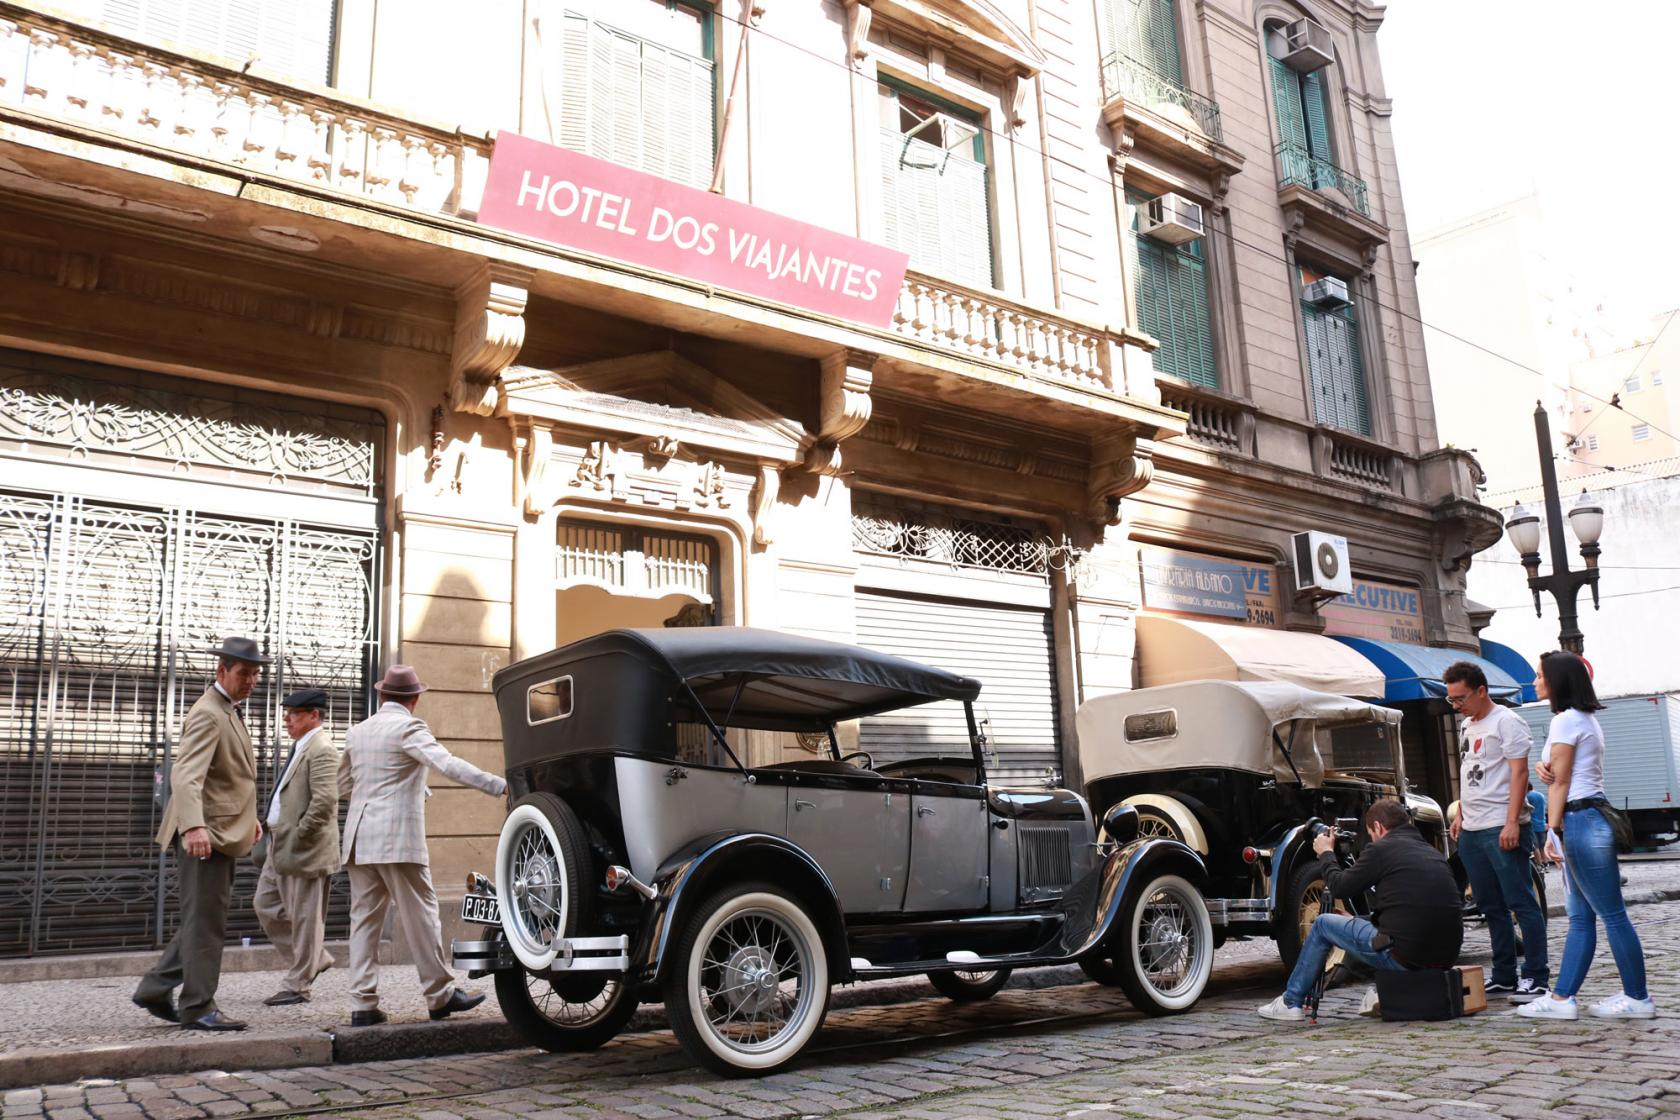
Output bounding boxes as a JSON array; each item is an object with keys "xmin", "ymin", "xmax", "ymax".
[
  {"xmin": 707, "ymin": 4, "xmax": 1680, "ymax": 444},
  {"xmin": 1572, "ymin": 308, "xmax": 1677, "ymax": 444}
]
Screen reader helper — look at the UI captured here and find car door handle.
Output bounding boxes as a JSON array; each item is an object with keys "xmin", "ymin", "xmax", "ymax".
[
  {"xmin": 917, "ymin": 805, "xmax": 936, "ymax": 817},
  {"xmin": 794, "ymin": 799, "xmax": 815, "ymax": 812}
]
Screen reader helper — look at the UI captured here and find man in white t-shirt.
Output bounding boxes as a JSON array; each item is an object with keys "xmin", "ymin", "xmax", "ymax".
[{"xmin": 1445, "ymin": 661, "xmax": 1549, "ymax": 1001}]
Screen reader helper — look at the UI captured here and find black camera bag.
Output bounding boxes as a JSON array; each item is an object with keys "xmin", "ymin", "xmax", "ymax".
[{"xmin": 1375, "ymin": 968, "xmax": 1464, "ymax": 1021}]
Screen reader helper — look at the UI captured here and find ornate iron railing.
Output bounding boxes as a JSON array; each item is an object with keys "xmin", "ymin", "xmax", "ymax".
[
  {"xmin": 1274, "ymin": 142, "xmax": 1370, "ymax": 216},
  {"xmin": 892, "ymin": 273, "xmax": 1112, "ymax": 393},
  {"xmin": 851, "ymin": 494, "xmax": 1049, "ymax": 577},
  {"xmin": 0, "ymin": 6, "xmax": 491, "ymax": 216},
  {"xmin": 1099, "ymin": 52, "xmax": 1223, "ymax": 142}
]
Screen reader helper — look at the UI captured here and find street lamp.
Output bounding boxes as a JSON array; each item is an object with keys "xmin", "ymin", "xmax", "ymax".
[{"xmin": 1505, "ymin": 401, "xmax": 1603, "ymax": 653}]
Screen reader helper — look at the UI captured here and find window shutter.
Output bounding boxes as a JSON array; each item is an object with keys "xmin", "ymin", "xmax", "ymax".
[
  {"xmin": 1138, "ymin": 0, "xmax": 1183, "ymax": 82},
  {"xmin": 639, "ymin": 38, "xmax": 674, "ymax": 182},
  {"xmin": 667, "ymin": 46, "xmax": 715, "ymax": 189},
  {"xmin": 879, "ymin": 128, "xmax": 908, "ymax": 254},
  {"xmin": 1301, "ymin": 67, "xmax": 1333, "ymax": 164},
  {"xmin": 1268, "ymin": 56, "xmax": 1307, "ymax": 153},
  {"xmin": 557, "ymin": 12, "xmax": 594, "ymax": 154},
  {"xmin": 94, "ymin": 0, "xmax": 332, "ymax": 85},
  {"xmin": 940, "ymin": 148, "xmax": 993, "ymax": 289},
  {"xmin": 1304, "ymin": 305, "xmax": 1334, "ymax": 424},
  {"xmin": 1173, "ymin": 251, "xmax": 1215, "ymax": 388}
]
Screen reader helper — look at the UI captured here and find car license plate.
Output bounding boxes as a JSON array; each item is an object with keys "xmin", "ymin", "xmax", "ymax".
[{"xmin": 460, "ymin": 892, "xmax": 500, "ymax": 926}]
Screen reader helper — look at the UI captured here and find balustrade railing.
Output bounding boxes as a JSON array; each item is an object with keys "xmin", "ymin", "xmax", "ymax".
[
  {"xmin": 1327, "ymin": 435, "xmax": 1394, "ymax": 490},
  {"xmin": 1099, "ymin": 53, "xmax": 1223, "ymax": 143},
  {"xmin": 1157, "ymin": 383, "xmax": 1245, "ymax": 452},
  {"xmin": 0, "ymin": 7, "xmax": 491, "ymax": 216},
  {"xmin": 1274, "ymin": 142, "xmax": 1371, "ymax": 217},
  {"xmin": 892, "ymin": 274, "xmax": 1112, "ymax": 392}
]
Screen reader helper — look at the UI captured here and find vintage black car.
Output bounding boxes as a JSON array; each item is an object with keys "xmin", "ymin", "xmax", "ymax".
[
  {"xmin": 451, "ymin": 627, "xmax": 1215, "ymax": 1076},
  {"xmin": 1077, "ymin": 680, "xmax": 1447, "ymax": 971}
]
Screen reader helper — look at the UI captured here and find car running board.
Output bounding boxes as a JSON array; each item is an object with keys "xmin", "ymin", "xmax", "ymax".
[
  {"xmin": 847, "ymin": 949, "xmax": 1037, "ymax": 976},
  {"xmin": 1203, "ymin": 898, "xmax": 1273, "ymax": 926}
]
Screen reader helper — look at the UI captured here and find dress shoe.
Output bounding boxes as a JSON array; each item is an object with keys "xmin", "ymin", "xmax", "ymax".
[
  {"xmin": 428, "ymin": 988, "xmax": 486, "ymax": 1021},
  {"xmin": 348, "ymin": 1009, "xmax": 387, "ymax": 1028},
  {"xmin": 182, "ymin": 1010, "xmax": 247, "ymax": 1032},
  {"xmin": 263, "ymin": 990, "xmax": 308, "ymax": 1006},
  {"xmin": 132, "ymin": 994, "xmax": 178, "ymax": 1024}
]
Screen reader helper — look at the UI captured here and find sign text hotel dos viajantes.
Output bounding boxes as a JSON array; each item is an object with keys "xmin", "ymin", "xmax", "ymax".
[{"xmin": 477, "ymin": 133, "xmax": 910, "ymax": 329}]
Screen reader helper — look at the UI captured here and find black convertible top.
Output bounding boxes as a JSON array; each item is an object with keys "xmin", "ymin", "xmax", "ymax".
[{"xmin": 492, "ymin": 628, "xmax": 980, "ymax": 761}]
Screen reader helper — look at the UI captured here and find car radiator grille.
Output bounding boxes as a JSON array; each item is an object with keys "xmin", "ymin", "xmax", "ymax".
[{"xmin": 1020, "ymin": 826, "xmax": 1073, "ymax": 890}]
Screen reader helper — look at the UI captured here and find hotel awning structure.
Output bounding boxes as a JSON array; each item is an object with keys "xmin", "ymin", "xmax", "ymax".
[
  {"xmin": 1135, "ymin": 615, "xmax": 1387, "ymax": 697},
  {"xmin": 1328, "ymin": 636, "xmax": 1524, "ymax": 704},
  {"xmin": 1477, "ymin": 639, "xmax": 1540, "ymax": 704}
]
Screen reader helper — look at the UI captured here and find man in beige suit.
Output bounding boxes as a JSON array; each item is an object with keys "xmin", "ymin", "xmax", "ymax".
[
  {"xmin": 254, "ymin": 687, "xmax": 340, "ymax": 1006},
  {"xmin": 340, "ymin": 664, "xmax": 506, "ymax": 1026},
  {"xmin": 133, "ymin": 636, "xmax": 267, "ymax": 1032}
]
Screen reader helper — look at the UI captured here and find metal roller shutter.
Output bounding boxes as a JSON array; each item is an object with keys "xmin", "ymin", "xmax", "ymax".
[{"xmin": 855, "ymin": 591, "xmax": 1061, "ymax": 784}]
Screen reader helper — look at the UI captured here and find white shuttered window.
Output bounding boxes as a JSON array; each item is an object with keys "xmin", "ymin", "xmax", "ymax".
[
  {"xmin": 74, "ymin": 0, "xmax": 336, "ymax": 85},
  {"xmin": 878, "ymin": 84, "xmax": 995, "ymax": 289},
  {"xmin": 556, "ymin": 6, "xmax": 716, "ymax": 189}
]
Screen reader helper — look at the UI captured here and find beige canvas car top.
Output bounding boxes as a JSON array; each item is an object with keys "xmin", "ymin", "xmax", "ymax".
[{"xmin": 1076, "ymin": 679, "xmax": 1403, "ymax": 786}]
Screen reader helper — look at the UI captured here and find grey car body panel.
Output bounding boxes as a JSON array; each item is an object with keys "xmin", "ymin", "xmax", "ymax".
[
  {"xmin": 614, "ymin": 756, "xmax": 789, "ymax": 883},
  {"xmin": 906, "ymin": 790, "xmax": 990, "ymax": 912},
  {"xmin": 787, "ymin": 782, "xmax": 910, "ymax": 912}
]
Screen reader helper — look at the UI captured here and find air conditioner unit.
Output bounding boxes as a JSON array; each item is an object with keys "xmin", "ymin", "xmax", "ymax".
[
  {"xmin": 1303, "ymin": 277, "xmax": 1351, "ymax": 308},
  {"xmin": 1280, "ymin": 18, "xmax": 1333, "ymax": 73},
  {"xmin": 1292, "ymin": 530, "xmax": 1353, "ymax": 596},
  {"xmin": 1139, "ymin": 193, "xmax": 1205, "ymax": 245}
]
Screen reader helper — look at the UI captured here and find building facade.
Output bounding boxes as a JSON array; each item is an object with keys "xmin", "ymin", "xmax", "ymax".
[{"xmin": 0, "ymin": 0, "xmax": 1493, "ymax": 957}]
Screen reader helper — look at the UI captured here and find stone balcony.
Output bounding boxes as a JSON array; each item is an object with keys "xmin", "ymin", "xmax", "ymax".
[{"xmin": 0, "ymin": 4, "xmax": 1174, "ymax": 438}]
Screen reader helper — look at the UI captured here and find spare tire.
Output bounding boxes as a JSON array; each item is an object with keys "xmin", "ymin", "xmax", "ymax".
[{"xmin": 495, "ymin": 792, "xmax": 593, "ymax": 971}]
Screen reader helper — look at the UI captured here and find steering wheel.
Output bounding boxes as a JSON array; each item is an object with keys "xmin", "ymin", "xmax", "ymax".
[{"xmin": 837, "ymin": 750, "xmax": 875, "ymax": 770}]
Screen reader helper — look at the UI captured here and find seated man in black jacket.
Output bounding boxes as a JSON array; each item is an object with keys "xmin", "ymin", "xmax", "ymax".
[{"xmin": 1259, "ymin": 797, "xmax": 1463, "ymax": 1021}]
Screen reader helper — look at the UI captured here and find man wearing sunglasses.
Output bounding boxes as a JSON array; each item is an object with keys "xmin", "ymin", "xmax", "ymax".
[{"xmin": 1444, "ymin": 661, "xmax": 1549, "ymax": 1003}]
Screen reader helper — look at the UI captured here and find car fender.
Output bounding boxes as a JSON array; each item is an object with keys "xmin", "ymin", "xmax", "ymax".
[
  {"xmin": 1267, "ymin": 820, "xmax": 1320, "ymax": 912},
  {"xmin": 630, "ymin": 831, "xmax": 851, "ymax": 987},
  {"xmin": 1119, "ymin": 793, "xmax": 1210, "ymax": 855},
  {"xmin": 1070, "ymin": 838, "xmax": 1207, "ymax": 959}
]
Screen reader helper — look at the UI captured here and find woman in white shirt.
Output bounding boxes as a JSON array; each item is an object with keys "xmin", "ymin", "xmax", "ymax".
[{"xmin": 1518, "ymin": 650, "xmax": 1654, "ymax": 1020}]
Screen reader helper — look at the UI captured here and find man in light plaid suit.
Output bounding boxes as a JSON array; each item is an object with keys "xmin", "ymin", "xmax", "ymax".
[{"xmin": 339, "ymin": 664, "xmax": 507, "ymax": 1026}]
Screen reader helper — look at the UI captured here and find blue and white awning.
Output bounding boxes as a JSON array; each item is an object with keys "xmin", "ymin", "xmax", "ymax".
[{"xmin": 1328, "ymin": 636, "xmax": 1523, "ymax": 704}]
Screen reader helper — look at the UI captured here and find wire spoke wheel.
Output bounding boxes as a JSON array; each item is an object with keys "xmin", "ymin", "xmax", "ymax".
[
  {"xmin": 667, "ymin": 884, "xmax": 830, "ymax": 1077},
  {"xmin": 495, "ymin": 794, "xmax": 591, "ymax": 973},
  {"xmin": 1113, "ymin": 873, "xmax": 1213, "ymax": 1015}
]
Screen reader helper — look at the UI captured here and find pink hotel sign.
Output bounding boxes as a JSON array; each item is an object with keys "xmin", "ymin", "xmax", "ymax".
[{"xmin": 477, "ymin": 133, "xmax": 910, "ymax": 329}]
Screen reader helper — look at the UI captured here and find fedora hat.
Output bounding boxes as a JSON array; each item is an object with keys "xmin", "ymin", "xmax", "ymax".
[
  {"xmin": 375, "ymin": 664, "xmax": 429, "ymax": 696},
  {"xmin": 281, "ymin": 686, "xmax": 330, "ymax": 710},
  {"xmin": 210, "ymin": 636, "xmax": 272, "ymax": 664}
]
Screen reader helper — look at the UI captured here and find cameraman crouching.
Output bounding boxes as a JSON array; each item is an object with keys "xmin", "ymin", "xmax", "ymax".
[{"xmin": 1258, "ymin": 798, "xmax": 1463, "ymax": 1021}]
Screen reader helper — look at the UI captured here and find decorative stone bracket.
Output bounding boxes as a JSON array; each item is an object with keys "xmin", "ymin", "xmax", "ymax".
[
  {"xmin": 450, "ymin": 262, "xmax": 534, "ymax": 416},
  {"xmin": 805, "ymin": 349, "xmax": 875, "ymax": 476},
  {"xmin": 1087, "ymin": 431, "xmax": 1155, "ymax": 528}
]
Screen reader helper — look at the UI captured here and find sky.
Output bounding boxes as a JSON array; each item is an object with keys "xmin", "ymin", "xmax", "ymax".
[{"xmin": 1381, "ymin": 0, "xmax": 1680, "ymax": 323}]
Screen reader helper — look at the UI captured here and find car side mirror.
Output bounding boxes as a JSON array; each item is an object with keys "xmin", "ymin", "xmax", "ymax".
[{"xmin": 1100, "ymin": 803, "xmax": 1140, "ymax": 846}]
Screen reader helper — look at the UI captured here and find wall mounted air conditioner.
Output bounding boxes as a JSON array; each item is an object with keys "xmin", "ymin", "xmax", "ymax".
[
  {"xmin": 1292, "ymin": 530, "xmax": 1353, "ymax": 596},
  {"xmin": 1303, "ymin": 277, "xmax": 1351, "ymax": 308},
  {"xmin": 1139, "ymin": 193, "xmax": 1205, "ymax": 245},
  {"xmin": 1280, "ymin": 18, "xmax": 1333, "ymax": 73}
]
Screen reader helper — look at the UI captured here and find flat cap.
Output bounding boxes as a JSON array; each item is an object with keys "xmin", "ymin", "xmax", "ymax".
[{"xmin": 281, "ymin": 687, "xmax": 329, "ymax": 710}]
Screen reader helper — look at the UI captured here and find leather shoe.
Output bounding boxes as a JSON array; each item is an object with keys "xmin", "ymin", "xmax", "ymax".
[
  {"xmin": 428, "ymin": 989, "xmax": 486, "ymax": 1021},
  {"xmin": 182, "ymin": 1010, "xmax": 247, "ymax": 1032},
  {"xmin": 263, "ymin": 990, "xmax": 308, "ymax": 1006},
  {"xmin": 132, "ymin": 994, "xmax": 178, "ymax": 1024},
  {"xmin": 348, "ymin": 1009, "xmax": 387, "ymax": 1028}
]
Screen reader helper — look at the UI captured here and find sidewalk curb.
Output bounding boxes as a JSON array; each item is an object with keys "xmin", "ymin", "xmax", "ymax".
[{"xmin": 0, "ymin": 1033, "xmax": 334, "ymax": 1090}]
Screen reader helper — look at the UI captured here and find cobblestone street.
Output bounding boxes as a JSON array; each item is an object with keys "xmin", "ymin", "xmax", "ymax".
[{"xmin": 5, "ymin": 891, "xmax": 1676, "ymax": 1120}]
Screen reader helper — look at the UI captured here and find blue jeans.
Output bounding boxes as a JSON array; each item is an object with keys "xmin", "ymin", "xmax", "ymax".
[
  {"xmin": 1283, "ymin": 913, "xmax": 1409, "ymax": 1007},
  {"xmin": 1458, "ymin": 825, "xmax": 1549, "ymax": 987},
  {"xmin": 1557, "ymin": 806, "xmax": 1648, "ymax": 1000}
]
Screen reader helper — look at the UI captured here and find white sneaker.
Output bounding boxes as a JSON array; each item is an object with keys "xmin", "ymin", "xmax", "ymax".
[
  {"xmin": 1258, "ymin": 995, "xmax": 1305, "ymax": 1021},
  {"xmin": 1511, "ymin": 977, "xmax": 1549, "ymax": 1003},
  {"xmin": 1517, "ymin": 995, "xmax": 1578, "ymax": 1020},
  {"xmin": 1358, "ymin": 986, "xmax": 1381, "ymax": 1018},
  {"xmin": 1590, "ymin": 993, "xmax": 1656, "ymax": 1019}
]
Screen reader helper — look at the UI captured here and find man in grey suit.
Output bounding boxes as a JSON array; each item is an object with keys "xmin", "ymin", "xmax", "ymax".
[
  {"xmin": 339, "ymin": 664, "xmax": 506, "ymax": 1026},
  {"xmin": 133, "ymin": 636, "xmax": 268, "ymax": 1032},
  {"xmin": 254, "ymin": 687, "xmax": 340, "ymax": 1006}
]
